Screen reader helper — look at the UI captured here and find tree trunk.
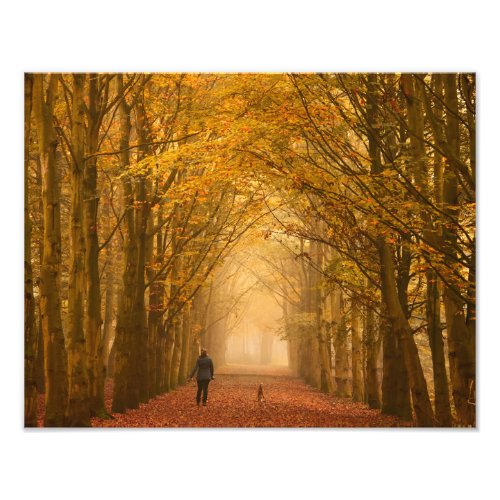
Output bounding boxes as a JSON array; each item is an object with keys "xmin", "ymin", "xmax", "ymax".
[
  {"xmin": 379, "ymin": 242, "xmax": 435, "ymax": 426},
  {"xmin": 364, "ymin": 287, "xmax": 380, "ymax": 409},
  {"xmin": 170, "ymin": 316, "xmax": 184, "ymax": 390},
  {"xmin": 313, "ymin": 240, "xmax": 334, "ymax": 393},
  {"xmin": 333, "ymin": 290, "xmax": 350, "ymax": 397},
  {"xmin": 164, "ymin": 319, "xmax": 175, "ymax": 391},
  {"xmin": 102, "ymin": 193, "xmax": 115, "ymax": 377},
  {"xmin": 351, "ymin": 297, "xmax": 364, "ymax": 402},
  {"xmin": 134, "ymin": 93, "xmax": 151, "ymax": 403},
  {"xmin": 164, "ymin": 215, "xmax": 181, "ymax": 391},
  {"xmin": 149, "ymin": 280, "xmax": 164, "ymax": 396},
  {"xmin": 426, "ymin": 270, "xmax": 452, "ymax": 425},
  {"xmin": 393, "ymin": 241, "xmax": 413, "ymax": 421},
  {"xmin": 86, "ymin": 74, "xmax": 106, "ymax": 417},
  {"xmin": 35, "ymin": 155, "xmax": 45, "ymax": 395},
  {"xmin": 441, "ymin": 73, "xmax": 475, "ymax": 426},
  {"xmin": 179, "ymin": 304, "xmax": 192, "ymax": 384},
  {"xmin": 113, "ymin": 74, "xmax": 139, "ymax": 412},
  {"xmin": 147, "ymin": 213, "xmax": 163, "ymax": 398},
  {"xmin": 36, "ymin": 319, "xmax": 45, "ymax": 394},
  {"xmin": 381, "ymin": 311, "xmax": 398, "ymax": 415},
  {"xmin": 24, "ymin": 74, "xmax": 38, "ymax": 427},
  {"xmin": 67, "ymin": 73, "xmax": 90, "ymax": 426},
  {"xmin": 32, "ymin": 74, "xmax": 69, "ymax": 427},
  {"xmin": 102, "ymin": 261, "xmax": 115, "ymax": 376}
]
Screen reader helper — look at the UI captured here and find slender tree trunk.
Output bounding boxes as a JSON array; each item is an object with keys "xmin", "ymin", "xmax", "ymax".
[
  {"xmin": 144, "ymin": 198, "xmax": 155, "ymax": 398},
  {"xmin": 164, "ymin": 225, "xmax": 181, "ymax": 391},
  {"xmin": 102, "ymin": 262, "xmax": 115, "ymax": 375},
  {"xmin": 147, "ymin": 303, "xmax": 160, "ymax": 396},
  {"xmin": 333, "ymin": 290, "xmax": 350, "ymax": 397},
  {"xmin": 394, "ymin": 335, "xmax": 412, "ymax": 420},
  {"xmin": 86, "ymin": 74, "xmax": 106, "ymax": 417},
  {"xmin": 364, "ymin": 285, "xmax": 380, "ymax": 409},
  {"xmin": 156, "ymin": 331, "xmax": 166, "ymax": 394},
  {"xmin": 283, "ymin": 296, "xmax": 297, "ymax": 372},
  {"xmin": 309, "ymin": 319, "xmax": 321, "ymax": 389},
  {"xmin": 426, "ymin": 271, "xmax": 452, "ymax": 425},
  {"xmin": 179, "ymin": 304, "xmax": 192, "ymax": 384},
  {"xmin": 132, "ymin": 218, "xmax": 148, "ymax": 403},
  {"xmin": 36, "ymin": 318, "xmax": 45, "ymax": 394},
  {"xmin": 35, "ymin": 155, "xmax": 45, "ymax": 395},
  {"xmin": 441, "ymin": 74, "xmax": 475, "ymax": 426},
  {"xmin": 147, "ymin": 214, "xmax": 163, "ymax": 398},
  {"xmin": 102, "ymin": 193, "xmax": 115, "ymax": 377},
  {"xmin": 24, "ymin": 74, "xmax": 38, "ymax": 427},
  {"xmin": 313, "ymin": 240, "xmax": 334, "ymax": 393},
  {"xmin": 107, "ymin": 340, "xmax": 117, "ymax": 378},
  {"xmin": 170, "ymin": 315, "xmax": 184, "ymax": 389},
  {"xmin": 296, "ymin": 241, "xmax": 320, "ymax": 388},
  {"xmin": 32, "ymin": 74, "xmax": 69, "ymax": 427},
  {"xmin": 381, "ymin": 311, "xmax": 398, "ymax": 415},
  {"xmin": 67, "ymin": 73, "xmax": 91, "ymax": 426},
  {"xmin": 189, "ymin": 296, "xmax": 201, "ymax": 373},
  {"xmin": 164, "ymin": 319, "xmax": 175, "ymax": 391},
  {"xmin": 134, "ymin": 93, "xmax": 151, "ymax": 403},
  {"xmin": 113, "ymin": 74, "xmax": 139, "ymax": 412},
  {"xmin": 150, "ymin": 281, "xmax": 165, "ymax": 396},
  {"xmin": 393, "ymin": 241, "xmax": 413, "ymax": 420},
  {"xmin": 351, "ymin": 297, "xmax": 364, "ymax": 402}
]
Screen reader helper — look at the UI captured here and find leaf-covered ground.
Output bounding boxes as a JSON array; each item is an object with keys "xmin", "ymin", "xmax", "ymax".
[{"xmin": 37, "ymin": 364, "xmax": 412, "ymax": 428}]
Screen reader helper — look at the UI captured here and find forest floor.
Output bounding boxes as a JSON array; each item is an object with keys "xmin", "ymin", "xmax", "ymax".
[{"xmin": 37, "ymin": 364, "xmax": 411, "ymax": 428}]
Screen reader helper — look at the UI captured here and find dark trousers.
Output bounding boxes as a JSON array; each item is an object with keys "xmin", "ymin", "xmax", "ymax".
[{"xmin": 196, "ymin": 379, "xmax": 210, "ymax": 404}]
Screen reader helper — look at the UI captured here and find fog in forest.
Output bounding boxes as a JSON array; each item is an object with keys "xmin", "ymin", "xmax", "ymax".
[
  {"xmin": 224, "ymin": 282, "xmax": 288, "ymax": 366},
  {"xmin": 203, "ymin": 237, "xmax": 294, "ymax": 369}
]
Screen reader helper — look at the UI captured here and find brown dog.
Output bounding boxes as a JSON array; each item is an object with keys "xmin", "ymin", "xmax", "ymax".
[{"xmin": 257, "ymin": 383, "xmax": 265, "ymax": 402}]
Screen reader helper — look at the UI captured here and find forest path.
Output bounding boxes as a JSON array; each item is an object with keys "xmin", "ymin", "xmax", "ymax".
[{"xmin": 83, "ymin": 364, "xmax": 409, "ymax": 428}]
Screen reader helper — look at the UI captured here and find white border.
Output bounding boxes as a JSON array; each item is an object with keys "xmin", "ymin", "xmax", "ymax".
[{"xmin": 2, "ymin": 1, "xmax": 498, "ymax": 499}]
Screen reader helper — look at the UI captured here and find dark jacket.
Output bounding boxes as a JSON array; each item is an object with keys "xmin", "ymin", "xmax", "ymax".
[{"xmin": 190, "ymin": 356, "xmax": 214, "ymax": 381}]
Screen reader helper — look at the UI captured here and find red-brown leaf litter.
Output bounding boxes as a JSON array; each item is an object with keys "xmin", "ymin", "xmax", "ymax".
[{"xmin": 37, "ymin": 364, "xmax": 412, "ymax": 428}]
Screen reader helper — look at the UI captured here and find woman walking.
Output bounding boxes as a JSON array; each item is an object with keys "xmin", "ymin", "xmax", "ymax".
[{"xmin": 188, "ymin": 349, "xmax": 214, "ymax": 406}]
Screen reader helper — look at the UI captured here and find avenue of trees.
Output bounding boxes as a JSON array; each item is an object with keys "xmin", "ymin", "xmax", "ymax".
[{"xmin": 24, "ymin": 73, "xmax": 475, "ymax": 427}]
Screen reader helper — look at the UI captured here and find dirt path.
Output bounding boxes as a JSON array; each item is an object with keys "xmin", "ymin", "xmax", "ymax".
[{"xmin": 69, "ymin": 364, "xmax": 409, "ymax": 428}]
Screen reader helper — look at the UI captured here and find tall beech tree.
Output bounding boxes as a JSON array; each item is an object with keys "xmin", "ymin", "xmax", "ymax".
[
  {"xmin": 112, "ymin": 73, "xmax": 137, "ymax": 412},
  {"xmin": 32, "ymin": 74, "xmax": 69, "ymax": 427},
  {"xmin": 24, "ymin": 74, "xmax": 38, "ymax": 427},
  {"xmin": 66, "ymin": 73, "xmax": 90, "ymax": 426},
  {"xmin": 84, "ymin": 74, "xmax": 106, "ymax": 417}
]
